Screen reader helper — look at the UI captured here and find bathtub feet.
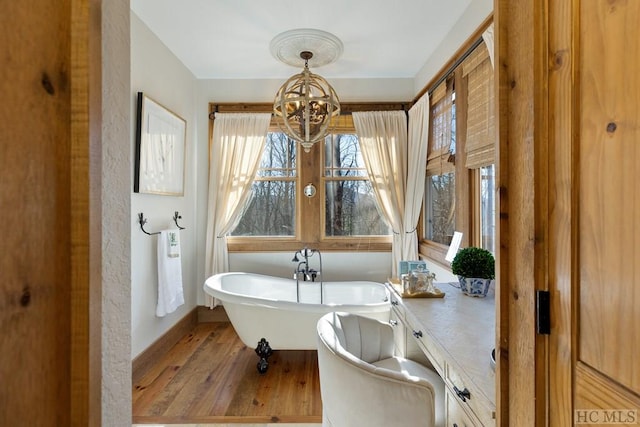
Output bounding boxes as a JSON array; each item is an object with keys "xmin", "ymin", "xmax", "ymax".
[
  {"xmin": 255, "ymin": 338, "xmax": 273, "ymax": 374},
  {"xmin": 257, "ymin": 358, "xmax": 269, "ymax": 374}
]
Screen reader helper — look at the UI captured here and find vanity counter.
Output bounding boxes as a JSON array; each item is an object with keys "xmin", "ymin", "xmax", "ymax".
[{"xmin": 387, "ymin": 281, "xmax": 496, "ymax": 426}]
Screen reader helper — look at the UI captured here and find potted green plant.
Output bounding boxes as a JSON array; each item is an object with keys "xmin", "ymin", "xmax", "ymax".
[{"xmin": 450, "ymin": 247, "xmax": 495, "ymax": 297}]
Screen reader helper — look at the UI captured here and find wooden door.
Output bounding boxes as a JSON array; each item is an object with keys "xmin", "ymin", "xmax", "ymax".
[
  {"xmin": 548, "ymin": 0, "xmax": 640, "ymax": 425},
  {"xmin": 574, "ymin": 0, "xmax": 640, "ymax": 421},
  {"xmin": 0, "ymin": 1, "xmax": 100, "ymax": 425},
  {"xmin": 497, "ymin": 0, "xmax": 640, "ymax": 424}
]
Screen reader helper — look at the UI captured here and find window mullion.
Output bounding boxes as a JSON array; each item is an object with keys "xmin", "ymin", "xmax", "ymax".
[{"xmin": 298, "ymin": 140, "xmax": 321, "ymax": 243}]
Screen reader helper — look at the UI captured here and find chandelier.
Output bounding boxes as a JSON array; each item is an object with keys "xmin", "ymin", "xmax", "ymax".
[
  {"xmin": 271, "ymin": 29, "xmax": 343, "ymax": 153},
  {"xmin": 273, "ymin": 51, "xmax": 340, "ymax": 152}
]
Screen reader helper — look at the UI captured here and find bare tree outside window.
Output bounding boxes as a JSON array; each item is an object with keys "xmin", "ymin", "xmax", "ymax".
[
  {"xmin": 425, "ymin": 173, "xmax": 456, "ymax": 245},
  {"xmin": 424, "ymin": 85, "xmax": 456, "ymax": 246},
  {"xmin": 232, "ymin": 131, "xmax": 389, "ymax": 238},
  {"xmin": 324, "ymin": 134, "xmax": 389, "ymax": 236},
  {"xmin": 231, "ymin": 133, "xmax": 296, "ymax": 236},
  {"xmin": 479, "ymin": 164, "xmax": 495, "ymax": 254}
]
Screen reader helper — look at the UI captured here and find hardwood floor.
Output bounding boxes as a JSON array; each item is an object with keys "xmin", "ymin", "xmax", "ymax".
[{"xmin": 132, "ymin": 322, "xmax": 323, "ymax": 424}]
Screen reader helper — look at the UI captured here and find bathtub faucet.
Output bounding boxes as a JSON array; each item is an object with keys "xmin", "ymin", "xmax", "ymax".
[
  {"xmin": 295, "ymin": 262, "xmax": 318, "ymax": 282},
  {"xmin": 291, "ymin": 247, "xmax": 315, "ymax": 261},
  {"xmin": 292, "ymin": 247, "xmax": 321, "ymax": 282},
  {"xmin": 294, "ymin": 261, "xmax": 318, "ymax": 282},
  {"xmin": 292, "ymin": 247, "xmax": 323, "ymax": 303}
]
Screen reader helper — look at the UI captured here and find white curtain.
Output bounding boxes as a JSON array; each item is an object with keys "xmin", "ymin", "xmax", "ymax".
[
  {"xmin": 483, "ymin": 23, "xmax": 495, "ymax": 68},
  {"xmin": 353, "ymin": 111, "xmax": 407, "ymax": 278},
  {"xmin": 404, "ymin": 93, "xmax": 430, "ymax": 261},
  {"xmin": 204, "ymin": 113, "xmax": 271, "ymax": 307}
]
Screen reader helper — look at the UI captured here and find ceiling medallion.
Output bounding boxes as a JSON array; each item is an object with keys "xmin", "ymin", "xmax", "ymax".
[{"xmin": 270, "ymin": 28, "xmax": 344, "ymax": 68}]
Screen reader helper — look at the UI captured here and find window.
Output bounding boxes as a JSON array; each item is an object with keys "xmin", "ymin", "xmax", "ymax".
[
  {"xmin": 231, "ymin": 133, "xmax": 296, "ymax": 237},
  {"xmin": 324, "ymin": 134, "xmax": 389, "ymax": 236},
  {"xmin": 221, "ymin": 105, "xmax": 396, "ymax": 252},
  {"xmin": 464, "ymin": 41, "xmax": 496, "ymax": 252},
  {"xmin": 479, "ymin": 165, "xmax": 495, "ymax": 253},
  {"xmin": 424, "ymin": 77, "xmax": 456, "ymax": 246},
  {"xmin": 419, "ymin": 31, "xmax": 496, "ymax": 264},
  {"xmin": 425, "ymin": 173, "xmax": 456, "ymax": 245}
]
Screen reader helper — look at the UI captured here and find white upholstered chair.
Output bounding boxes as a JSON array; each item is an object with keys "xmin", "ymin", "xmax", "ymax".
[{"xmin": 316, "ymin": 312, "xmax": 445, "ymax": 427}]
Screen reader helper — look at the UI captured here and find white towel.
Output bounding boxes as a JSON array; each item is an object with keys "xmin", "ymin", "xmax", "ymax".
[{"xmin": 156, "ymin": 229, "xmax": 184, "ymax": 317}]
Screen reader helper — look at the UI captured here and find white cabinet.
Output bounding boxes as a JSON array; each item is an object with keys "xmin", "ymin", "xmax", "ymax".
[
  {"xmin": 388, "ymin": 291, "xmax": 406, "ymax": 357},
  {"xmin": 446, "ymin": 387, "xmax": 479, "ymax": 427},
  {"xmin": 385, "ymin": 282, "xmax": 496, "ymax": 427},
  {"xmin": 389, "ymin": 288, "xmax": 437, "ymax": 370}
]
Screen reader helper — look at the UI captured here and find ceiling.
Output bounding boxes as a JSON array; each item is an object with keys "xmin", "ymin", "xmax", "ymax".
[{"xmin": 130, "ymin": 0, "xmax": 475, "ymax": 81}]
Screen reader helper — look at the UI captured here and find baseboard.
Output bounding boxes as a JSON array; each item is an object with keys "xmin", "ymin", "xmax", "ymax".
[
  {"xmin": 132, "ymin": 307, "xmax": 199, "ymax": 384},
  {"xmin": 197, "ymin": 304, "xmax": 229, "ymax": 322}
]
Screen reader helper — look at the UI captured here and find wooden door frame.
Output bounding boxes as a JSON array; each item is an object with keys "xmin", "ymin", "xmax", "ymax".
[
  {"xmin": 71, "ymin": 0, "xmax": 103, "ymax": 423},
  {"xmin": 495, "ymin": 0, "xmax": 553, "ymax": 425},
  {"xmin": 1, "ymin": 0, "xmax": 102, "ymax": 424},
  {"xmin": 546, "ymin": 0, "xmax": 575, "ymax": 426}
]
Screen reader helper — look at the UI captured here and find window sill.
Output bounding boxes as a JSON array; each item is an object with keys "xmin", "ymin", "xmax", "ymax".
[
  {"xmin": 228, "ymin": 237, "xmax": 392, "ymax": 253},
  {"xmin": 418, "ymin": 240, "xmax": 453, "ymax": 271}
]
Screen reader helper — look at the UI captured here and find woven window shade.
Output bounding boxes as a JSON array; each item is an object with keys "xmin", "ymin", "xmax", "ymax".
[
  {"xmin": 427, "ymin": 79, "xmax": 455, "ymax": 176},
  {"xmin": 270, "ymin": 113, "xmax": 355, "ymax": 134},
  {"xmin": 463, "ymin": 42, "xmax": 496, "ymax": 169},
  {"xmin": 329, "ymin": 114, "xmax": 356, "ymax": 134}
]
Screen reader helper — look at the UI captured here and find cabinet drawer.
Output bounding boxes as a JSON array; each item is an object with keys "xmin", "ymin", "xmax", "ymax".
[
  {"xmin": 446, "ymin": 364, "xmax": 495, "ymax": 426},
  {"xmin": 446, "ymin": 387, "xmax": 478, "ymax": 427},
  {"xmin": 406, "ymin": 325, "xmax": 445, "ymax": 376}
]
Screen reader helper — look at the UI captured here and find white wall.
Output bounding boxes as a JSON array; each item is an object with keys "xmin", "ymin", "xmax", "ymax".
[
  {"xmin": 414, "ymin": 0, "xmax": 493, "ymax": 95},
  {"xmin": 103, "ymin": 1, "xmax": 132, "ymax": 425},
  {"xmin": 130, "ymin": 12, "xmax": 199, "ymax": 358},
  {"xmin": 229, "ymin": 252, "xmax": 392, "ymax": 284}
]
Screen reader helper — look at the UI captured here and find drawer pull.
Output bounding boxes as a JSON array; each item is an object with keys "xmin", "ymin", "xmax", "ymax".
[
  {"xmin": 453, "ymin": 385, "xmax": 471, "ymax": 402},
  {"xmin": 453, "ymin": 424, "xmax": 458, "ymax": 427},
  {"xmin": 391, "ymin": 300, "xmax": 399, "ymax": 306},
  {"xmin": 389, "ymin": 319, "xmax": 398, "ymax": 326},
  {"xmin": 412, "ymin": 330, "xmax": 423, "ymax": 338}
]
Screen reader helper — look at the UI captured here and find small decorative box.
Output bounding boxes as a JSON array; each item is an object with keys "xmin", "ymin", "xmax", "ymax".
[{"xmin": 398, "ymin": 260, "xmax": 427, "ymax": 277}]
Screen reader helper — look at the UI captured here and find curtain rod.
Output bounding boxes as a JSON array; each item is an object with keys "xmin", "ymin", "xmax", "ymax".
[
  {"xmin": 426, "ymin": 36, "xmax": 484, "ymax": 97},
  {"xmin": 209, "ymin": 110, "xmax": 402, "ymax": 121},
  {"xmin": 209, "ymin": 103, "xmax": 408, "ymax": 121}
]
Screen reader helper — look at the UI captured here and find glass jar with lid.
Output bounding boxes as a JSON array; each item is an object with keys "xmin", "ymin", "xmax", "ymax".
[{"xmin": 405, "ymin": 265, "xmax": 436, "ymax": 295}]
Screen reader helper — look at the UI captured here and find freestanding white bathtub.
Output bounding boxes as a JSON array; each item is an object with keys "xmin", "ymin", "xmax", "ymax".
[{"xmin": 204, "ymin": 272, "xmax": 391, "ymax": 351}]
